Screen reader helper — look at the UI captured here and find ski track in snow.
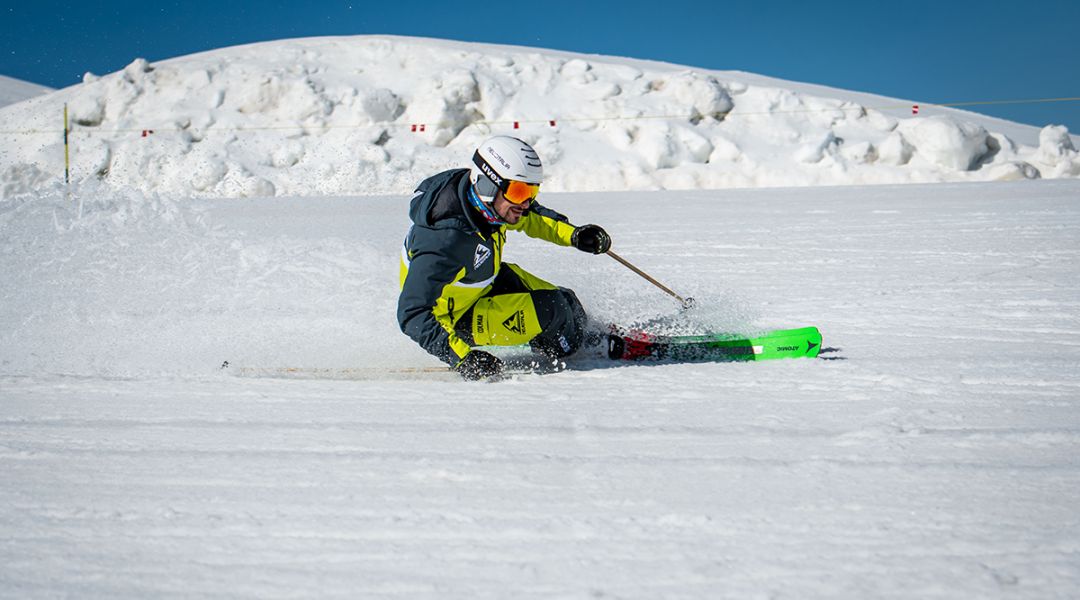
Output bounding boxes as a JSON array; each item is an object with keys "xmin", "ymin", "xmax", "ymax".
[{"xmin": 2, "ymin": 180, "xmax": 1080, "ymax": 597}]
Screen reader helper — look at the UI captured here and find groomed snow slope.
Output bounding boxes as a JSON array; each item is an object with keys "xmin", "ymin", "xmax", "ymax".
[
  {"xmin": 2, "ymin": 36, "xmax": 1078, "ymax": 200},
  {"xmin": 2, "ymin": 180, "xmax": 1079, "ymax": 597}
]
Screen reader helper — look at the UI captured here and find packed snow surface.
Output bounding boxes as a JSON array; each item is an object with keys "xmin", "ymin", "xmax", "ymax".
[
  {"xmin": 2, "ymin": 35, "xmax": 1079, "ymax": 200},
  {"xmin": 3, "ymin": 179, "xmax": 1080, "ymax": 597}
]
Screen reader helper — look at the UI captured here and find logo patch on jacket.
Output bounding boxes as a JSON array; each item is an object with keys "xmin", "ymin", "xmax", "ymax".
[
  {"xmin": 502, "ymin": 310, "xmax": 527, "ymax": 335},
  {"xmin": 474, "ymin": 244, "xmax": 492, "ymax": 269}
]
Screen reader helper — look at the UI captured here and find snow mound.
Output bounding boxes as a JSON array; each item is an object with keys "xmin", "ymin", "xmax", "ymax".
[
  {"xmin": 1, "ymin": 35, "xmax": 1078, "ymax": 199},
  {"xmin": 1037, "ymin": 125, "xmax": 1080, "ymax": 177}
]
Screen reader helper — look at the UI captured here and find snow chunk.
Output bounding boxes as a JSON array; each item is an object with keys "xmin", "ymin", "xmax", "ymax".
[
  {"xmin": 220, "ymin": 163, "xmax": 275, "ymax": 197},
  {"xmin": 270, "ymin": 142, "xmax": 305, "ymax": 168},
  {"xmin": 402, "ymin": 69, "xmax": 480, "ymax": 147},
  {"xmin": 122, "ymin": 58, "xmax": 154, "ymax": 83},
  {"xmin": 230, "ymin": 74, "xmax": 331, "ymax": 122},
  {"xmin": 361, "ymin": 88, "xmax": 404, "ymax": 123},
  {"xmin": 1035, "ymin": 125, "xmax": 1079, "ymax": 176},
  {"xmin": 187, "ymin": 154, "xmax": 229, "ymax": 191},
  {"xmin": 878, "ymin": 132, "xmax": 914, "ymax": 166},
  {"xmin": 708, "ymin": 135, "xmax": 742, "ymax": 163},
  {"xmin": 355, "ymin": 143, "xmax": 390, "ymax": 164},
  {"xmin": 67, "ymin": 91, "xmax": 106, "ymax": 127},
  {"xmin": 983, "ymin": 161, "xmax": 1040, "ymax": 181},
  {"xmin": 79, "ymin": 139, "xmax": 113, "ymax": 177},
  {"xmin": 840, "ymin": 140, "xmax": 877, "ymax": 164},
  {"xmin": 795, "ymin": 132, "xmax": 841, "ymax": 164},
  {"xmin": 656, "ymin": 71, "xmax": 733, "ymax": 121},
  {"xmin": 678, "ymin": 127, "xmax": 714, "ymax": 163},
  {"xmin": 864, "ymin": 110, "xmax": 898, "ymax": 132},
  {"xmin": 1038, "ymin": 125, "xmax": 1076, "ymax": 159},
  {"xmin": 635, "ymin": 122, "xmax": 714, "ymax": 169},
  {"xmin": 560, "ymin": 59, "xmax": 594, "ymax": 83},
  {"xmin": 900, "ymin": 117, "xmax": 991, "ymax": 171}
]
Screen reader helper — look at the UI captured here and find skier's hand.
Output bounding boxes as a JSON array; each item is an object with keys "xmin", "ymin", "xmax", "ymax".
[
  {"xmin": 456, "ymin": 350, "xmax": 504, "ymax": 380},
  {"xmin": 572, "ymin": 224, "xmax": 611, "ymax": 254}
]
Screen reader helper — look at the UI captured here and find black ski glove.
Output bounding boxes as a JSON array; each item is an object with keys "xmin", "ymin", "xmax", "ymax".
[
  {"xmin": 571, "ymin": 224, "xmax": 611, "ymax": 254},
  {"xmin": 456, "ymin": 350, "xmax": 504, "ymax": 380}
]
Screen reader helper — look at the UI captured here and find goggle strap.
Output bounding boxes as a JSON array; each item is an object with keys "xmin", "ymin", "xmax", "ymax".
[
  {"xmin": 473, "ymin": 174, "xmax": 499, "ymax": 198},
  {"xmin": 466, "ymin": 183, "xmax": 505, "ymax": 225}
]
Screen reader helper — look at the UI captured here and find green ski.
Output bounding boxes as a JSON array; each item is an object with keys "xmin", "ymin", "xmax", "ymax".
[{"xmin": 607, "ymin": 326, "xmax": 823, "ymax": 362}]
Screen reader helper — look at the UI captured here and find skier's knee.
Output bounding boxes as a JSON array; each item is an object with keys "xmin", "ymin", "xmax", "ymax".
[{"xmin": 529, "ymin": 288, "xmax": 586, "ymax": 358}]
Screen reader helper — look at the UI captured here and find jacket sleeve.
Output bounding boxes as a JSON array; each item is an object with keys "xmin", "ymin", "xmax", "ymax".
[
  {"xmin": 506, "ymin": 202, "xmax": 576, "ymax": 246},
  {"xmin": 397, "ymin": 241, "xmax": 473, "ymax": 366}
]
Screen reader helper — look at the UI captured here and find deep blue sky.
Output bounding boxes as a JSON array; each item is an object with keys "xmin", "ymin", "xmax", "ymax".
[{"xmin": 3, "ymin": 1, "xmax": 1078, "ymax": 132}]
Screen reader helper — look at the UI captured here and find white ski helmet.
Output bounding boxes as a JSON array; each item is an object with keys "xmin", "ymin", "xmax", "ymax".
[{"xmin": 470, "ymin": 136, "xmax": 543, "ymax": 203}]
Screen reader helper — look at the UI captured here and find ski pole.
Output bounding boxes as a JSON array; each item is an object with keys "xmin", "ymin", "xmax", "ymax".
[{"xmin": 607, "ymin": 250, "xmax": 695, "ymax": 309}]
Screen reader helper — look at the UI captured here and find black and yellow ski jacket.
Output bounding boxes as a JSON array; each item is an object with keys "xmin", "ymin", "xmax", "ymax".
[{"xmin": 397, "ymin": 168, "xmax": 576, "ymax": 365}]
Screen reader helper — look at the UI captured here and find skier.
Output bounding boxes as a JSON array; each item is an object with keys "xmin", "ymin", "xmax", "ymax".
[{"xmin": 397, "ymin": 135, "xmax": 611, "ymax": 379}]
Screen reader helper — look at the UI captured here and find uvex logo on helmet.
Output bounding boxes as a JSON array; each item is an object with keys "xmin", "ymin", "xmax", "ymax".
[{"xmin": 479, "ymin": 162, "xmax": 504, "ymax": 187}]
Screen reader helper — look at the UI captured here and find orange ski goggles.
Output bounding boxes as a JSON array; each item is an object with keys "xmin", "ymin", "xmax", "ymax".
[
  {"xmin": 502, "ymin": 179, "xmax": 540, "ymax": 204},
  {"xmin": 473, "ymin": 151, "xmax": 540, "ymax": 204}
]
